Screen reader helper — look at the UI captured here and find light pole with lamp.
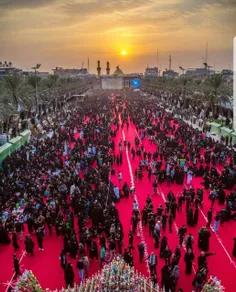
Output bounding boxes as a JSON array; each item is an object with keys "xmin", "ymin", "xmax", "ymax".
[
  {"xmin": 31, "ymin": 64, "xmax": 41, "ymax": 117},
  {"xmin": 179, "ymin": 66, "xmax": 186, "ymax": 76}
]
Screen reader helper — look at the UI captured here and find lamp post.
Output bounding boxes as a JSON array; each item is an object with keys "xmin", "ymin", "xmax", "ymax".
[
  {"xmin": 31, "ymin": 63, "xmax": 41, "ymax": 116},
  {"xmin": 179, "ymin": 66, "xmax": 186, "ymax": 76}
]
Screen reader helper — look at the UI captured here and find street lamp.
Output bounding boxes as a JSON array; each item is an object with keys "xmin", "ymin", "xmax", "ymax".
[
  {"xmin": 31, "ymin": 64, "xmax": 41, "ymax": 116},
  {"xmin": 179, "ymin": 66, "xmax": 186, "ymax": 76}
]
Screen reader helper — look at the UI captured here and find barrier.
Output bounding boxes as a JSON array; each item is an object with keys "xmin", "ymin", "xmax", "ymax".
[
  {"xmin": 220, "ymin": 126, "xmax": 233, "ymax": 138},
  {"xmin": 9, "ymin": 136, "xmax": 22, "ymax": 151},
  {"xmin": 20, "ymin": 130, "xmax": 31, "ymax": 145},
  {"xmin": 232, "ymin": 132, "xmax": 236, "ymax": 144},
  {"xmin": 210, "ymin": 122, "xmax": 221, "ymax": 134},
  {"xmin": 0, "ymin": 143, "xmax": 12, "ymax": 169}
]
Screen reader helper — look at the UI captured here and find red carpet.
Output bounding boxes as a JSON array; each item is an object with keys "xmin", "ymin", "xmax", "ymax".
[{"xmin": 0, "ymin": 117, "xmax": 236, "ymax": 292}]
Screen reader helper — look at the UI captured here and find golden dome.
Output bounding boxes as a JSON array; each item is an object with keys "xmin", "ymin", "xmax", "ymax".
[{"xmin": 113, "ymin": 66, "xmax": 124, "ymax": 76}]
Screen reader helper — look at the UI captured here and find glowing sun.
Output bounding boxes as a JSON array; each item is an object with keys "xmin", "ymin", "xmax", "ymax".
[{"xmin": 121, "ymin": 50, "xmax": 127, "ymax": 55}]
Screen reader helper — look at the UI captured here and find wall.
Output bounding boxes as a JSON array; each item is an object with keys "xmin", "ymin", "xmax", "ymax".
[{"xmin": 101, "ymin": 77, "xmax": 123, "ymax": 90}]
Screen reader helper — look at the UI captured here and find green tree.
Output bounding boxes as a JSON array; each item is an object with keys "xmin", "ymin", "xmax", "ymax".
[
  {"xmin": 205, "ymin": 74, "xmax": 227, "ymax": 118},
  {"xmin": 2, "ymin": 74, "xmax": 24, "ymax": 109}
]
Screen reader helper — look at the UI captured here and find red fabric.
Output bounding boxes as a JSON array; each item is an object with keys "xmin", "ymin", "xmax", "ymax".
[{"xmin": 0, "ymin": 121, "xmax": 235, "ymax": 292}]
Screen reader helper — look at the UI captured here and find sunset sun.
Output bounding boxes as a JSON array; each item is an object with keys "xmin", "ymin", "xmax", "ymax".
[{"xmin": 121, "ymin": 50, "xmax": 127, "ymax": 56}]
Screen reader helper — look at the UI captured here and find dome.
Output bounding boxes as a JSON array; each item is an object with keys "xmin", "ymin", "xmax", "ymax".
[{"xmin": 113, "ymin": 65, "xmax": 124, "ymax": 76}]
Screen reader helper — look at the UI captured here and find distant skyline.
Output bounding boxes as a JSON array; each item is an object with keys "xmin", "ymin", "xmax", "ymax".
[{"xmin": 0, "ymin": 0, "xmax": 235, "ymax": 74}]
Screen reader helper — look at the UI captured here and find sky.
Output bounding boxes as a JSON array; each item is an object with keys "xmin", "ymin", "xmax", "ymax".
[{"xmin": 0, "ymin": 0, "xmax": 236, "ymax": 74}]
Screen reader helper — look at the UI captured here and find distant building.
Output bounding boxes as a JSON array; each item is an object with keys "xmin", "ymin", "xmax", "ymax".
[
  {"xmin": 185, "ymin": 67, "xmax": 215, "ymax": 77},
  {"xmin": 0, "ymin": 65, "xmax": 23, "ymax": 78},
  {"xmin": 113, "ymin": 66, "xmax": 124, "ymax": 77},
  {"xmin": 23, "ymin": 71, "xmax": 49, "ymax": 78},
  {"xmin": 145, "ymin": 67, "xmax": 159, "ymax": 78},
  {"xmin": 163, "ymin": 70, "xmax": 178, "ymax": 78},
  {"xmin": 221, "ymin": 69, "xmax": 233, "ymax": 76},
  {"xmin": 53, "ymin": 67, "xmax": 88, "ymax": 78},
  {"xmin": 221, "ymin": 69, "xmax": 233, "ymax": 84}
]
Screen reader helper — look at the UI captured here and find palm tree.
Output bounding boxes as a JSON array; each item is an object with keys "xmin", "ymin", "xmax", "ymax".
[
  {"xmin": 179, "ymin": 78, "xmax": 190, "ymax": 108},
  {"xmin": 0, "ymin": 84, "xmax": 17, "ymax": 133},
  {"xmin": 46, "ymin": 74, "xmax": 59, "ymax": 89},
  {"xmin": 27, "ymin": 75, "xmax": 42, "ymax": 90},
  {"xmin": 27, "ymin": 75, "xmax": 42, "ymax": 115},
  {"xmin": 2, "ymin": 74, "xmax": 24, "ymax": 109},
  {"xmin": 206, "ymin": 74, "xmax": 224, "ymax": 118}
]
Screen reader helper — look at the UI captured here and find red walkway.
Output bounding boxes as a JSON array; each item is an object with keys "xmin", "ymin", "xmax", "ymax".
[{"xmin": 0, "ymin": 117, "xmax": 235, "ymax": 292}]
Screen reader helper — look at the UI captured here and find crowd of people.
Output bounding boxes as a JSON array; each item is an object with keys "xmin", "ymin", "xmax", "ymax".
[{"xmin": 0, "ymin": 91, "xmax": 235, "ymax": 292}]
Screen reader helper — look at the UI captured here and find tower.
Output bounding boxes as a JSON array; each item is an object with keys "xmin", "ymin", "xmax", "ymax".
[
  {"xmin": 97, "ymin": 60, "xmax": 101, "ymax": 77},
  {"xmin": 106, "ymin": 62, "xmax": 110, "ymax": 75},
  {"xmin": 169, "ymin": 55, "xmax": 172, "ymax": 71}
]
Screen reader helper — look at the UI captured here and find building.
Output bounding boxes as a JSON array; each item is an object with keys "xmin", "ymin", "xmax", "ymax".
[
  {"xmin": 23, "ymin": 71, "xmax": 49, "ymax": 78},
  {"xmin": 185, "ymin": 67, "xmax": 215, "ymax": 77},
  {"xmin": 99, "ymin": 64, "xmax": 141, "ymax": 90},
  {"xmin": 163, "ymin": 69, "xmax": 179, "ymax": 78},
  {"xmin": 0, "ymin": 64, "xmax": 23, "ymax": 78},
  {"xmin": 145, "ymin": 67, "xmax": 159, "ymax": 78},
  {"xmin": 221, "ymin": 69, "xmax": 233, "ymax": 84},
  {"xmin": 53, "ymin": 67, "xmax": 88, "ymax": 78},
  {"xmin": 113, "ymin": 66, "xmax": 124, "ymax": 77}
]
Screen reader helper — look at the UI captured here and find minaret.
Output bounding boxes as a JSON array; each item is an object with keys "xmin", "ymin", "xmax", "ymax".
[
  {"xmin": 97, "ymin": 60, "xmax": 101, "ymax": 77},
  {"xmin": 169, "ymin": 55, "xmax": 172, "ymax": 71},
  {"xmin": 106, "ymin": 62, "xmax": 110, "ymax": 75}
]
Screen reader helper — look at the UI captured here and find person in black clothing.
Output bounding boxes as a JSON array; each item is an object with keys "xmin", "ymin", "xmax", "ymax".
[
  {"xmin": 170, "ymin": 201, "xmax": 177, "ymax": 219},
  {"xmin": 175, "ymin": 245, "xmax": 181, "ymax": 264},
  {"xmin": 148, "ymin": 215, "xmax": 155, "ymax": 236},
  {"xmin": 46, "ymin": 213, "xmax": 52, "ymax": 236},
  {"xmin": 116, "ymin": 233, "xmax": 123, "ymax": 254},
  {"xmin": 168, "ymin": 212, "xmax": 173, "ymax": 233},
  {"xmin": 171, "ymin": 254, "xmax": 178, "ymax": 269},
  {"xmin": 100, "ymin": 234, "xmax": 106, "ymax": 247},
  {"xmin": 160, "ymin": 236, "xmax": 168, "ymax": 258},
  {"xmin": 15, "ymin": 219, "xmax": 24, "ymax": 241},
  {"xmin": 13, "ymin": 254, "xmax": 21, "ymax": 280},
  {"xmin": 161, "ymin": 211, "xmax": 168, "ymax": 232},
  {"xmin": 184, "ymin": 248, "xmax": 194, "ymax": 274},
  {"xmin": 207, "ymin": 208, "xmax": 213, "ymax": 228},
  {"xmin": 178, "ymin": 225, "xmax": 187, "ymax": 246},
  {"xmin": 162, "ymin": 246, "xmax": 172, "ymax": 265},
  {"xmin": 198, "ymin": 227, "xmax": 211, "ymax": 251},
  {"xmin": 198, "ymin": 251, "xmax": 216, "ymax": 269},
  {"xmin": 36, "ymin": 229, "xmax": 44, "ymax": 251},
  {"xmin": 193, "ymin": 208, "xmax": 199, "ymax": 226},
  {"xmin": 60, "ymin": 249, "xmax": 67, "ymax": 269},
  {"xmin": 233, "ymin": 237, "xmax": 236, "ymax": 257},
  {"xmin": 64, "ymin": 263, "xmax": 74, "ymax": 288},
  {"xmin": 12, "ymin": 232, "xmax": 20, "ymax": 251},
  {"xmin": 187, "ymin": 207, "xmax": 194, "ymax": 226},
  {"xmin": 24, "ymin": 235, "xmax": 34, "ymax": 256},
  {"xmin": 70, "ymin": 238, "xmax": 78, "ymax": 258},
  {"xmin": 89, "ymin": 240, "xmax": 98, "ymax": 261},
  {"xmin": 193, "ymin": 273, "xmax": 204, "ymax": 292},
  {"xmin": 161, "ymin": 264, "xmax": 171, "ymax": 292},
  {"xmin": 138, "ymin": 242, "xmax": 145, "ymax": 263}
]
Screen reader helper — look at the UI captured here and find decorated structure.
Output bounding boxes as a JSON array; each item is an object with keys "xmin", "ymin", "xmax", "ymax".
[{"xmin": 13, "ymin": 259, "xmax": 224, "ymax": 292}]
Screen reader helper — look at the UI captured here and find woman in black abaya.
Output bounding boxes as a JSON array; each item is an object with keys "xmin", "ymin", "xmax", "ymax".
[
  {"xmin": 184, "ymin": 248, "xmax": 195, "ymax": 274},
  {"xmin": 187, "ymin": 208, "xmax": 194, "ymax": 226},
  {"xmin": 193, "ymin": 208, "xmax": 199, "ymax": 226},
  {"xmin": 201, "ymin": 229, "xmax": 211, "ymax": 251},
  {"xmin": 69, "ymin": 238, "xmax": 78, "ymax": 258},
  {"xmin": 160, "ymin": 236, "xmax": 168, "ymax": 258},
  {"xmin": 232, "ymin": 237, "xmax": 236, "ymax": 257}
]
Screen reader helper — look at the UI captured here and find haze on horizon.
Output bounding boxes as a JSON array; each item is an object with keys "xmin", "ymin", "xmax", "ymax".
[{"xmin": 0, "ymin": 0, "xmax": 235, "ymax": 74}]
